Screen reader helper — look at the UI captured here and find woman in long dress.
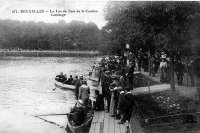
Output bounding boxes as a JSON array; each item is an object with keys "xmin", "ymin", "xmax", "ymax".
[
  {"xmin": 159, "ymin": 58, "xmax": 167, "ymax": 83},
  {"xmin": 109, "ymin": 77, "xmax": 119, "ymax": 117},
  {"xmin": 109, "ymin": 84, "xmax": 117, "ymax": 116}
]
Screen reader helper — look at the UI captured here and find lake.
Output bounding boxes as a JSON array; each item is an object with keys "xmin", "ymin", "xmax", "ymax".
[{"xmin": 0, "ymin": 56, "xmax": 100, "ymax": 133}]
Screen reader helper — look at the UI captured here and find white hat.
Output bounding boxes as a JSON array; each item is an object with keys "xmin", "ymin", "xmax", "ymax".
[{"xmin": 161, "ymin": 54, "xmax": 166, "ymax": 59}]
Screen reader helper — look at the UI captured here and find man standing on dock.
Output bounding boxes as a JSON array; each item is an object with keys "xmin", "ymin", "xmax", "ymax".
[
  {"xmin": 104, "ymin": 71, "xmax": 112, "ymax": 112},
  {"xmin": 73, "ymin": 76, "xmax": 82, "ymax": 100},
  {"xmin": 79, "ymin": 81, "xmax": 90, "ymax": 106},
  {"xmin": 118, "ymin": 86, "xmax": 134, "ymax": 124},
  {"xmin": 126, "ymin": 61, "xmax": 135, "ymax": 89}
]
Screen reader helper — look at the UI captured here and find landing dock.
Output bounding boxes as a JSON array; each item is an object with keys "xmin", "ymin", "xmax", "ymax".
[
  {"xmin": 89, "ymin": 111, "xmax": 131, "ymax": 133},
  {"xmin": 88, "ymin": 71, "xmax": 199, "ymax": 133}
]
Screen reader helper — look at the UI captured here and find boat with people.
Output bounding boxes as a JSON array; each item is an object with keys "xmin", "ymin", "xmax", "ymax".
[
  {"xmin": 54, "ymin": 80, "xmax": 76, "ymax": 90},
  {"xmin": 54, "ymin": 73, "xmax": 78, "ymax": 91},
  {"xmin": 65, "ymin": 99, "xmax": 94, "ymax": 133}
]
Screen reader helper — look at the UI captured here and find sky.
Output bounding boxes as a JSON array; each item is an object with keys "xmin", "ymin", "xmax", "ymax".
[{"xmin": 0, "ymin": 0, "xmax": 108, "ymax": 29}]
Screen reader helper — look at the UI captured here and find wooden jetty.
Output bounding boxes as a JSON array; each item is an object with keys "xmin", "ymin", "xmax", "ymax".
[
  {"xmin": 88, "ymin": 71, "xmax": 199, "ymax": 133},
  {"xmin": 89, "ymin": 111, "xmax": 131, "ymax": 133}
]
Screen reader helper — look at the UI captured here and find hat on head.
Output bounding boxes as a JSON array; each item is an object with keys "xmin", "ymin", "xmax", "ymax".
[
  {"xmin": 105, "ymin": 71, "xmax": 111, "ymax": 75},
  {"xmin": 82, "ymin": 80, "xmax": 87, "ymax": 85},
  {"xmin": 77, "ymin": 99, "xmax": 84, "ymax": 107},
  {"xmin": 125, "ymin": 86, "xmax": 131, "ymax": 91},
  {"xmin": 111, "ymin": 75, "xmax": 117, "ymax": 80},
  {"xmin": 161, "ymin": 54, "xmax": 166, "ymax": 59},
  {"xmin": 110, "ymin": 82, "xmax": 116, "ymax": 87},
  {"xmin": 117, "ymin": 86, "xmax": 123, "ymax": 91}
]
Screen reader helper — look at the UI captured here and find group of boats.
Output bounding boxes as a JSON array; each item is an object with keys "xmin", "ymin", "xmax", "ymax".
[
  {"xmin": 54, "ymin": 70, "xmax": 100, "ymax": 91},
  {"xmin": 54, "ymin": 71, "xmax": 99, "ymax": 133}
]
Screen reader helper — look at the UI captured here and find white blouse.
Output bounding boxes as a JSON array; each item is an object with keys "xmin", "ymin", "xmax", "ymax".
[{"xmin": 159, "ymin": 62, "xmax": 167, "ymax": 68}]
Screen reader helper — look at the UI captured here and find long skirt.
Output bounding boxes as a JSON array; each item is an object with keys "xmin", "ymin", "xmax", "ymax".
[
  {"xmin": 160, "ymin": 67, "xmax": 167, "ymax": 83},
  {"xmin": 109, "ymin": 92, "xmax": 116, "ymax": 116}
]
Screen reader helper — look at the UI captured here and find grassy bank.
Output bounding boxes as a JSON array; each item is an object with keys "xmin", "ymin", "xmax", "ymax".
[{"xmin": 0, "ymin": 50, "xmax": 101, "ymax": 57}]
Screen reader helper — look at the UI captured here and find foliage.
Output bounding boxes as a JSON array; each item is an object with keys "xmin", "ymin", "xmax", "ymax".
[
  {"xmin": 0, "ymin": 19, "xmax": 101, "ymax": 51},
  {"xmin": 103, "ymin": 1, "xmax": 200, "ymax": 56},
  {"xmin": 134, "ymin": 90, "xmax": 196, "ymax": 127}
]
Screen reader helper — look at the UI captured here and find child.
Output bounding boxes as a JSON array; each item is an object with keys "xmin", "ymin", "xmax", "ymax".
[{"xmin": 93, "ymin": 90, "xmax": 104, "ymax": 111}]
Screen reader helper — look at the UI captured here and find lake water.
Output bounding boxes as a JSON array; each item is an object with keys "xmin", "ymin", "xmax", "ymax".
[{"xmin": 0, "ymin": 56, "xmax": 100, "ymax": 133}]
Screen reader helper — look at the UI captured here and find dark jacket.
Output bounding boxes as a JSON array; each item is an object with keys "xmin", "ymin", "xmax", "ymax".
[
  {"xmin": 70, "ymin": 105, "xmax": 86, "ymax": 126},
  {"xmin": 94, "ymin": 94, "xmax": 104, "ymax": 111}
]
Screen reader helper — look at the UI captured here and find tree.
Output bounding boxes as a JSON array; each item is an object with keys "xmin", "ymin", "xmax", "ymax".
[
  {"xmin": 0, "ymin": 19, "xmax": 101, "ymax": 51},
  {"xmin": 103, "ymin": 1, "xmax": 200, "ymax": 90}
]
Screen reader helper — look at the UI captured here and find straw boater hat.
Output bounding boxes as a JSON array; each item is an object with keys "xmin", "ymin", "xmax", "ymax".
[
  {"xmin": 77, "ymin": 99, "xmax": 84, "ymax": 107},
  {"xmin": 161, "ymin": 54, "xmax": 166, "ymax": 59},
  {"xmin": 117, "ymin": 86, "xmax": 123, "ymax": 91},
  {"xmin": 110, "ymin": 82, "xmax": 116, "ymax": 87}
]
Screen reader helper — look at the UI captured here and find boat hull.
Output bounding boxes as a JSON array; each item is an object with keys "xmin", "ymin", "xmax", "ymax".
[
  {"xmin": 54, "ymin": 80, "xmax": 75, "ymax": 90},
  {"xmin": 66, "ymin": 112, "xmax": 93, "ymax": 133}
]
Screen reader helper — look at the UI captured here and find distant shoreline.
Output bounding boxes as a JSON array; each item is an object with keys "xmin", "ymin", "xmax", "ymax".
[{"xmin": 0, "ymin": 50, "xmax": 101, "ymax": 57}]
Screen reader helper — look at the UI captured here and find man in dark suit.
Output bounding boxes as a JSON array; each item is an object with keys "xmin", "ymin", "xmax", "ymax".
[
  {"xmin": 126, "ymin": 62, "xmax": 135, "ymax": 89},
  {"xmin": 118, "ymin": 86, "xmax": 134, "ymax": 124},
  {"xmin": 104, "ymin": 71, "xmax": 113, "ymax": 112}
]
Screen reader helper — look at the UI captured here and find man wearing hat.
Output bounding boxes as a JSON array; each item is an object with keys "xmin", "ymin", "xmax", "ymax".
[
  {"xmin": 73, "ymin": 76, "xmax": 82, "ymax": 100},
  {"xmin": 70, "ymin": 99, "xmax": 87, "ymax": 126},
  {"xmin": 118, "ymin": 86, "xmax": 134, "ymax": 124},
  {"xmin": 104, "ymin": 71, "xmax": 113, "ymax": 112},
  {"xmin": 79, "ymin": 80, "xmax": 90, "ymax": 106},
  {"xmin": 126, "ymin": 61, "xmax": 135, "ymax": 89},
  {"xmin": 115, "ymin": 86, "xmax": 124, "ymax": 120}
]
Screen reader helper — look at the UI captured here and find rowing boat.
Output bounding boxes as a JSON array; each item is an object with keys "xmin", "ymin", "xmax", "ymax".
[
  {"xmin": 54, "ymin": 80, "xmax": 75, "ymax": 90},
  {"xmin": 65, "ymin": 111, "xmax": 93, "ymax": 133}
]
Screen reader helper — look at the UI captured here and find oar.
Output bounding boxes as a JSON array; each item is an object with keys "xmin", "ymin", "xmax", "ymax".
[{"xmin": 34, "ymin": 113, "xmax": 74, "ymax": 117}]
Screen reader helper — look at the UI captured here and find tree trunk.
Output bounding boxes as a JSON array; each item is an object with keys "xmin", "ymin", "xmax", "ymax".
[
  {"xmin": 195, "ymin": 76, "xmax": 200, "ymax": 101},
  {"xmin": 170, "ymin": 47, "xmax": 175, "ymax": 91}
]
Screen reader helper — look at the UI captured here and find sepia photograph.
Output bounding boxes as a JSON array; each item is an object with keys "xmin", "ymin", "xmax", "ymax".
[{"xmin": 0, "ymin": 0, "xmax": 200, "ymax": 133}]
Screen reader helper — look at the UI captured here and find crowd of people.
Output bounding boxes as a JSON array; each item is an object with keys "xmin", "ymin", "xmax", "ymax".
[
  {"xmin": 57, "ymin": 49, "xmax": 196, "ymax": 127},
  {"xmin": 92, "ymin": 50, "xmax": 196, "ymax": 125},
  {"xmin": 95, "ymin": 54, "xmax": 136, "ymax": 124},
  {"xmin": 122, "ymin": 50, "xmax": 195, "ymax": 86}
]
